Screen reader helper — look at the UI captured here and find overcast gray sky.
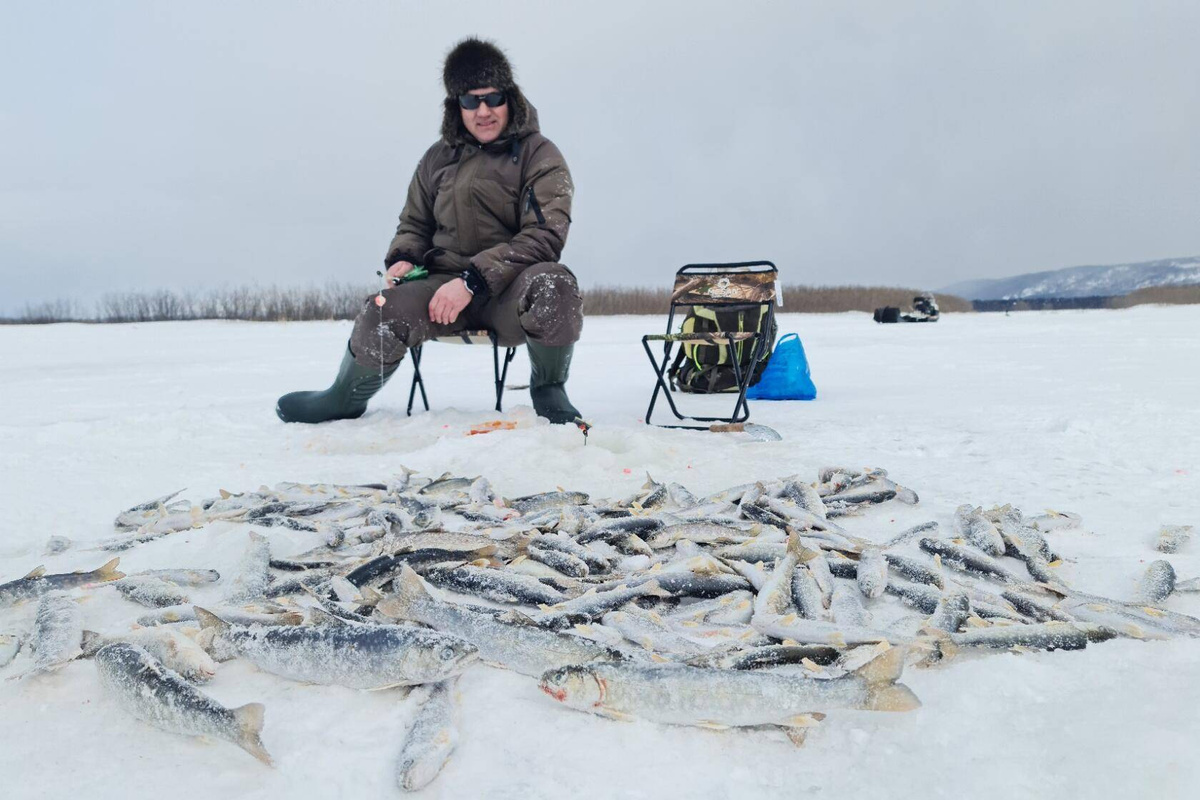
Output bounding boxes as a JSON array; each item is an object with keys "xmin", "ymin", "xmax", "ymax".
[{"xmin": 3, "ymin": 0, "xmax": 1198, "ymax": 312}]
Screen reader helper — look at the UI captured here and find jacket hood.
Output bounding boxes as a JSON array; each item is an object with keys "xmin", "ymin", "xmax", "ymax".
[{"xmin": 440, "ymin": 88, "xmax": 539, "ymax": 149}]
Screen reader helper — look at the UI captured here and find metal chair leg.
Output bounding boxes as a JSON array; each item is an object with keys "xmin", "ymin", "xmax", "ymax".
[
  {"xmin": 643, "ymin": 335, "xmax": 760, "ymax": 427},
  {"xmin": 729, "ymin": 332, "xmax": 765, "ymax": 423},
  {"xmin": 642, "ymin": 336, "xmax": 679, "ymax": 426},
  {"xmin": 488, "ymin": 336, "xmax": 514, "ymax": 413},
  {"xmin": 407, "ymin": 336, "xmax": 516, "ymax": 416},
  {"xmin": 494, "ymin": 345, "xmax": 516, "ymax": 412},
  {"xmin": 406, "ymin": 345, "xmax": 429, "ymax": 416}
]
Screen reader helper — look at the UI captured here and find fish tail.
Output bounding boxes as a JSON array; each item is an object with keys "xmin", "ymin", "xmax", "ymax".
[
  {"xmin": 93, "ymin": 558, "xmax": 124, "ymax": 582},
  {"xmin": 919, "ymin": 626, "xmax": 958, "ymax": 661},
  {"xmin": 193, "ymin": 607, "xmax": 231, "ymax": 634},
  {"xmin": 865, "ymin": 682, "xmax": 921, "ymax": 712},
  {"xmin": 358, "ymin": 585, "xmax": 384, "ymax": 606},
  {"xmin": 377, "ymin": 565, "xmax": 431, "ymax": 619},
  {"xmin": 786, "ymin": 532, "xmax": 803, "ymax": 557},
  {"xmin": 788, "ymin": 533, "xmax": 820, "ymax": 563},
  {"xmin": 232, "ymin": 702, "xmax": 274, "ymax": 766},
  {"xmin": 642, "ymin": 579, "xmax": 671, "ymax": 599},
  {"xmin": 852, "ymin": 643, "xmax": 905, "ymax": 683},
  {"xmin": 852, "ymin": 645, "xmax": 921, "ymax": 711}
]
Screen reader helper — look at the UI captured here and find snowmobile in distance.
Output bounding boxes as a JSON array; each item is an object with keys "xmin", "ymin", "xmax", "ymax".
[{"xmin": 874, "ymin": 293, "xmax": 940, "ymax": 323}]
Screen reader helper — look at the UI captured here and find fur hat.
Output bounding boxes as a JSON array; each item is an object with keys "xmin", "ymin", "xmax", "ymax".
[
  {"xmin": 443, "ymin": 37, "xmax": 516, "ymax": 98},
  {"xmin": 440, "ymin": 37, "xmax": 530, "ymax": 145}
]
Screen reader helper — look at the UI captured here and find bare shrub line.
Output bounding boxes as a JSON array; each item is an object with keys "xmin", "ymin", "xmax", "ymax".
[
  {"xmin": 1108, "ymin": 284, "xmax": 1200, "ymax": 308},
  {"xmin": 779, "ymin": 285, "xmax": 973, "ymax": 314},
  {"xmin": 583, "ymin": 284, "xmax": 973, "ymax": 315},
  {"xmin": 8, "ymin": 281, "xmax": 1197, "ymax": 325},
  {"xmin": 6, "ymin": 298, "xmax": 84, "ymax": 325}
]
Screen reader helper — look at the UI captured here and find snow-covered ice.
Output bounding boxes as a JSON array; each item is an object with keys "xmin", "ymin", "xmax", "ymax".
[{"xmin": 1, "ymin": 306, "xmax": 1197, "ymax": 799}]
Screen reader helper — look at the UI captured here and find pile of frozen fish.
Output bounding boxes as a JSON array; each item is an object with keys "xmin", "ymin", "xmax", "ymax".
[{"xmin": 2, "ymin": 468, "xmax": 1197, "ymax": 792}]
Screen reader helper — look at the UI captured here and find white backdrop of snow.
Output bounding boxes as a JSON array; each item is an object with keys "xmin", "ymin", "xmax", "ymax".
[{"xmin": 0, "ymin": 307, "xmax": 1197, "ymax": 799}]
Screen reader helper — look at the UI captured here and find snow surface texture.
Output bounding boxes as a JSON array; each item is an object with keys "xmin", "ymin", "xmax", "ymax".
[
  {"xmin": 943, "ymin": 254, "xmax": 1200, "ymax": 300},
  {"xmin": 1, "ymin": 308, "xmax": 1198, "ymax": 799}
]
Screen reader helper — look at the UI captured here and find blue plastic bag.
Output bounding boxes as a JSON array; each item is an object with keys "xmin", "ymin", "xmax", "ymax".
[{"xmin": 746, "ymin": 333, "xmax": 817, "ymax": 401}]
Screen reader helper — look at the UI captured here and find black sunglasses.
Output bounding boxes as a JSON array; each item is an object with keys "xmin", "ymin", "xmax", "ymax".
[{"xmin": 457, "ymin": 91, "xmax": 507, "ymax": 110}]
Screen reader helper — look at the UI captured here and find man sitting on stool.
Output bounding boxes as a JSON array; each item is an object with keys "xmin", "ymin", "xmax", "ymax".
[{"xmin": 276, "ymin": 37, "xmax": 584, "ymax": 425}]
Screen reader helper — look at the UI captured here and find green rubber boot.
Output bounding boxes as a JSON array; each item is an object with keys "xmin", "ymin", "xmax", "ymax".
[
  {"xmin": 276, "ymin": 343, "xmax": 399, "ymax": 423},
  {"xmin": 527, "ymin": 340, "xmax": 582, "ymax": 425}
]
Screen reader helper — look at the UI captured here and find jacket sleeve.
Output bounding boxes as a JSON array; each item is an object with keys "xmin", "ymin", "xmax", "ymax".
[
  {"xmin": 470, "ymin": 139, "xmax": 573, "ymax": 295},
  {"xmin": 383, "ymin": 149, "xmax": 438, "ymax": 268}
]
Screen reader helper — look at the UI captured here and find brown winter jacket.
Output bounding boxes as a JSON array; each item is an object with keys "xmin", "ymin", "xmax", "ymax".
[{"xmin": 383, "ymin": 90, "xmax": 573, "ymax": 299}]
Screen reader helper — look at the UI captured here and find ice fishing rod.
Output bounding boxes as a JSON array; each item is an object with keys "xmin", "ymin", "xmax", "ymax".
[
  {"xmin": 374, "ymin": 271, "xmax": 391, "ymax": 380},
  {"xmin": 373, "ymin": 267, "xmax": 432, "ymax": 379}
]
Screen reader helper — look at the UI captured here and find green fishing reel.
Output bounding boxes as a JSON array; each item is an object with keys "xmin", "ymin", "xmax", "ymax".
[{"xmin": 377, "ymin": 265, "xmax": 429, "ymax": 288}]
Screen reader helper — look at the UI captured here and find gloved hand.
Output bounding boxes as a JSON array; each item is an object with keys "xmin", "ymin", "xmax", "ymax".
[{"xmin": 386, "ymin": 262, "xmax": 415, "ymax": 283}]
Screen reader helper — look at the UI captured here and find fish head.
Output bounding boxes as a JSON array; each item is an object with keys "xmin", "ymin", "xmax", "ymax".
[
  {"xmin": 431, "ymin": 638, "xmax": 480, "ymax": 677},
  {"xmin": 538, "ymin": 665, "xmax": 602, "ymax": 708},
  {"xmin": 190, "ymin": 659, "xmax": 218, "ymax": 682}
]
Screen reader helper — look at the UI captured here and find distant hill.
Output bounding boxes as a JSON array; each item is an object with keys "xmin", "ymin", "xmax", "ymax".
[{"xmin": 942, "ymin": 255, "xmax": 1200, "ymax": 300}]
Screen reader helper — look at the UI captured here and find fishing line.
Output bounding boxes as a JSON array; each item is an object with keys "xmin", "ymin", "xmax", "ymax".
[{"xmin": 374, "ymin": 270, "xmax": 390, "ymax": 380}]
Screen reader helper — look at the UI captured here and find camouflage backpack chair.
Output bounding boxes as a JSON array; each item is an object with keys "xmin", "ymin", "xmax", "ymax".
[{"xmin": 642, "ymin": 262, "xmax": 779, "ymax": 429}]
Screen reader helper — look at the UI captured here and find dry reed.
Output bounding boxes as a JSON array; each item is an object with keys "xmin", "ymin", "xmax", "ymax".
[{"xmin": 23, "ymin": 280, "xmax": 1200, "ymax": 325}]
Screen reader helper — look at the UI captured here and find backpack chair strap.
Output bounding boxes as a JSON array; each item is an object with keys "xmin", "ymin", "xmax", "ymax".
[{"xmin": 668, "ymin": 345, "xmax": 687, "ymax": 391}]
